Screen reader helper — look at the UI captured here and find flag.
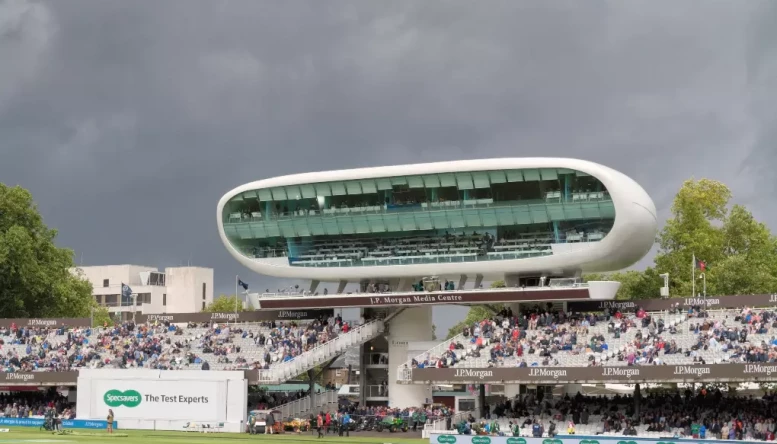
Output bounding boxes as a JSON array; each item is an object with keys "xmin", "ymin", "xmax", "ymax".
[
  {"xmin": 238, "ymin": 278, "xmax": 249, "ymax": 291},
  {"xmin": 694, "ymin": 258, "xmax": 707, "ymax": 272},
  {"xmin": 121, "ymin": 283, "xmax": 133, "ymax": 307},
  {"xmin": 121, "ymin": 283, "xmax": 133, "ymax": 297}
]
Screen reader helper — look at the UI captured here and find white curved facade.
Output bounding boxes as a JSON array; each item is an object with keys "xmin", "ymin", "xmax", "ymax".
[{"xmin": 217, "ymin": 158, "xmax": 657, "ymax": 281}]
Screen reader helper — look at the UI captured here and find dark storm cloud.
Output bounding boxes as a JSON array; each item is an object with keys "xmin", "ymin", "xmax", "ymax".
[{"xmin": 1, "ymin": 0, "xmax": 774, "ymax": 333}]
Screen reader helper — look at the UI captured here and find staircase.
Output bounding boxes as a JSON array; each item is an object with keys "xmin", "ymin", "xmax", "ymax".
[
  {"xmin": 277, "ymin": 390, "xmax": 338, "ymax": 420},
  {"xmin": 258, "ymin": 319, "xmax": 385, "ymax": 384}
]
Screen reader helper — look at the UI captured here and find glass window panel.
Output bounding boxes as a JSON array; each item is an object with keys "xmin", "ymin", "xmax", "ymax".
[
  {"xmin": 463, "ymin": 209, "xmax": 481, "ymax": 226},
  {"xmin": 480, "ymin": 209, "xmax": 498, "ymax": 226},
  {"xmin": 376, "ymin": 178, "xmax": 392, "ymax": 190},
  {"xmin": 251, "ymin": 223, "xmax": 266, "ymax": 238},
  {"xmin": 360, "ymin": 179, "xmax": 377, "ymax": 194},
  {"xmin": 286, "ymin": 185, "xmax": 302, "ymax": 200},
  {"xmin": 352, "ymin": 216, "xmax": 370, "ymax": 234},
  {"xmin": 257, "ymin": 189, "xmax": 273, "ymax": 201},
  {"xmin": 495, "ymin": 208, "xmax": 515, "ymax": 225},
  {"xmin": 514, "ymin": 207, "xmax": 532, "ymax": 224},
  {"xmin": 599, "ymin": 201, "xmax": 615, "ymax": 218},
  {"xmin": 556, "ymin": 168, "xmax": 574, "ymax": 175},
  {"xmin": 400, "ymin": 214, "xmax": 417, "ymax": 230},
  {"xmin": 264, "ymin": 222, "xmax": 280, "ymax": 237},
  {"xmin": 391, "ymin": 177, "xmax": 408, "ymax": 186},
  {"xmin": 309, "ymin": 220, "xmax": 325, "ymax": 235},
  {"xmin": 345, "ymin": 181, "xmax": 362, "ymax": 195},
  {"xmin": 271, "ymin": 187, "xmax": 287, "ymax": 200},
  {"xmin": 431, "ymin": 213, "xmax": 449, "ymax": 229},
  {"xmin": 448, "ymin": 211, "xmax": 466, "ymax": 228},
  {"xmin": 423, "ymin": 175, "xmax": 441, "ymax": 188},
  {"xmin": 330, "ymin": 182, "xmax": 347, "ymax": 196},
  {"xmin": 546, "ymin": 203, "xmax": 566, "ymax": 221},
  {"xmin": 384, "ymin": 215, "xmax": 401, "ymax": 231},
  {"xmin": 300, "ymin": 184, "xmax": 316, "ymax": 199},
  {"xmin": 439, "ymin": 173, "xmax": 456, "ymax": 187},
  {"xmin": 522, "ymin": 169, "xmax": 540, "ymax": 181},
  {"xmin": 472, "ymin": 172, "xmax": 490, "ymax": 188},
  {"xmin": 456, "ymin": 173, "xmax": 474, "ymax": 190},
  {"xmin": 314, "ymin": 183, "xmax": 331, "ymax": 196},
  {"xmin": 237, "ymin": 226, "xmax": 252, "ymax": 239},
  {"xmin": 407, "ymin": 176, "xmax": 425, "ymax": 188},
  {"xmin": 416, "ymin": 213, "xmax": 433, "ymax": 230},
  {"xmin": 506, "ymin": 170, "xmax": 524, "ymax": 182},
  {"xmin": 242, "ymin": 190, "xmax": 257, "ymax": 199},
  {"xmin": 367, "ymin": 215, "xmax": 386, "ymax": 232},
  {"xmin": 279, "ymin": 221, "xmax": 295, "ymax": 237},
  {"xmin": 323, "ymin": 219, "xmax": 339, "ymax": 235},
  {"xmin": 576, "ymin": 170, "xmax": 591, "ymax": 176},
  {"xmin": 581, "ymin": 202, "xmax": 600, "ymax": 219},
  {"xmin": 563, "ymin": 203, "xmax": 583, "ymax": 220},
  {"xmin": 529, "ymin": 204, "xmax": 549, "ymax": 223},
  {"xmin": 489, "ymin": 171, "xmax": 506, "ymax": 183},
  {"xmin": 292, "ymin": 220, "xmax": 310, "ymax": 237},
  {"xmin": 540, "ymin": 169, "xmax": 558, "ymax": 181},
  {"xmin": 338, "ymin": 218, "xmax": 355, "ymax": 234},
  {"xmin": 231, "ymin": 194, "xmax": 244, "ymax": 202}
]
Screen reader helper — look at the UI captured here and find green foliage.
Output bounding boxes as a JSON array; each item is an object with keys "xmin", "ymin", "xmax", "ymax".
[
  {"xmin": 445, "ymin": 305, "xmax": 497, "ymax": 339},
  {"xmin": 446, "ymin": 281, "xmax": 509, "ymax": 339},
  {"xmin": 202, "ymin": 294, "xmax": 247, "ymax": 312},
  {"xmin": 586, "ymin": 178, "xmax": 777, "ymax": 299},
  {"xmin": 91, "ymin": 305, "xmax": 114, "ymax": 327},
  {"xmin": 0, "ymin": 184, "xmax": 96, "ymax": 318}
]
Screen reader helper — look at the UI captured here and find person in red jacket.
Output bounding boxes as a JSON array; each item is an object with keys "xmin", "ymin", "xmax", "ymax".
[{"xmin": 325, "ymin": 411, "xmax": 331, "ymax": 434}]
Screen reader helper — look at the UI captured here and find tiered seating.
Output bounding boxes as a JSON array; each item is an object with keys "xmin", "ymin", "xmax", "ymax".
[
  {"xmin": 406, "ymin": 308, "xmax": 690, "ymax": 372},
  {"xmin": 0, "ymin": 315, "xmax": 355, "ymax": 373},
  {"xmin": 477, "ymin": 391, "xmax": 777, "ymax": 440},
  {"xmin": 278, "ymin": 229, "xmax": 608, "ymax": 267}
]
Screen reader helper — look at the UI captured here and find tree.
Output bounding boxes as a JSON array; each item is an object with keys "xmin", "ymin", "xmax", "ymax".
[
  {"xmin": 586, "ymin": 178, "xmax": 777, "ymax": 299},
  {"xmin": 91, "ymin": 305, "xmax": 114, "ymax": 327},
  {"xmin": 0, "ymin": 184, "xmax": 97, "ymax": 318},
  {"xmin": 202, "ymin": 294, "xmax": 247, "ymax": 312}
]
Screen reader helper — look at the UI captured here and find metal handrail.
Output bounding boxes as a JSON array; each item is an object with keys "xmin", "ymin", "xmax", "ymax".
[{"xmin": 257, "ymin": 319, "xmax": 385, "ymax": 384}]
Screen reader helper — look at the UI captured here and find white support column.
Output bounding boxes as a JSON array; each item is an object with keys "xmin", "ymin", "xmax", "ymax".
[
  {"xmin": 336, "ymin": 280, "xmax": 348, "ymax": 294},
  {"xmin": 458, "ymin": 275, "xmax": 468, "ymax": 290},
  {"xmin": 388, "ymin": 307, "xmax": 434, "ymax": 408},
  {"xmin": 474, "ymin": 274, "xmax": 484, "ymax": 289},
  {"xmin": 309, "ymin": 280, "xmax": 320, "ymax": 294}
]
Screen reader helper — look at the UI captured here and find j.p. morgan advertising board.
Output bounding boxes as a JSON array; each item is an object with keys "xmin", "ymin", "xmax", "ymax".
[{"xmin": 91, "ymin": 379, "xmax": 224, "ymax": 422}]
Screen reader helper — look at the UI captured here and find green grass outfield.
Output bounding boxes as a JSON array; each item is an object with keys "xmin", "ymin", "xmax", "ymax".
[{"xmin": 1, "ymin": 428, "xmax": 427, "ymax": 444}]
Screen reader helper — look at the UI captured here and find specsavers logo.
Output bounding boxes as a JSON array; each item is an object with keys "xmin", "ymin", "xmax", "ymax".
[{"xmin": 104, "ymin": 390, "xmax": 142, "ymax": 408}]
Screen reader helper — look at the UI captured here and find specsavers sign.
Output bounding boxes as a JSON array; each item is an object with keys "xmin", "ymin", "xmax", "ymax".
[{"xmin": 92, "ymin": 380, "xmax": 224, "ymax": 421}]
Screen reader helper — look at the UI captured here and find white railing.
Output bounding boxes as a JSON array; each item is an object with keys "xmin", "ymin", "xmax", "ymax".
[
  {"xmin": 258, "ymin": 319, "xmax": 385, "ymax": 384},
  {"xmin": 277, "ymin": 390, "xmax": 338, "ymax": 419},
  {"xmin": 398, "ymin": 332, "xmax": 467, "ymax": 380},
  {"xmin": 259, "ymin": 282, "xmax": 589, "ymax": 300}
]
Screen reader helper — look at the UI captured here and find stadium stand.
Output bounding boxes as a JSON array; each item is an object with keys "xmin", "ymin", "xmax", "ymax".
[
  {"xmin": 404, "ymin": 304, "xmax": 777, "ymax": 374},
  {"xmin": 244, "ymin": 229, "xmax": 610, "ymax": 268},
  {"xmin": 0, "ymin": 313, "xmax": 358, "ymax": 373},
  {"xmin": 459, "ymin": 390, "xmax": 777, "ymax": 441}
]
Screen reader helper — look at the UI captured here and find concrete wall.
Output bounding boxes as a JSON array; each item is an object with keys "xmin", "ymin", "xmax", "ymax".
[{"xmin": 387, "ymin": 307, "xmax": 434, "ymax": 408}]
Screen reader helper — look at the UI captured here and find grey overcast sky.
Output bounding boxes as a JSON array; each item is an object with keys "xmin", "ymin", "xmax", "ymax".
[{"xmin": 2, "ymin": 0, "xmax": 776, "ymax": 335}]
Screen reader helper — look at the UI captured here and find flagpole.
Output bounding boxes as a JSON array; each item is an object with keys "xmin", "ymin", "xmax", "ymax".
[
  {"xmin": 235, "ymin": 275, "xmax": 239, "ymax": 323},
  {"xmin": 692, "ymin": 254, "xmax": 696, "ymax": 298}
]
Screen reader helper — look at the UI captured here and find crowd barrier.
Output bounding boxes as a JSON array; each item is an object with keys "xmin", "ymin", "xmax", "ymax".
[
  {"xmin": 431, "ymin": 434, "xmax": 766, "ymax": 444},
  {"xmin": 0, "ymin": 417, "xmax": 116, "ymax": 429}
]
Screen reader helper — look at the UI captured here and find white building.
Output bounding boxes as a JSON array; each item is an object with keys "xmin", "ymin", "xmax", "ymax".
[{"xmin": 73, "ymin": 265, "xmax": 214, "ymax": 318}]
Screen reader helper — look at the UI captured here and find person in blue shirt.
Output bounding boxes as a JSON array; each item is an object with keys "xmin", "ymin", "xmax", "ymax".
[{"xmin": 339, "ymin": 412, "xmax": 350, "ymax": 437}]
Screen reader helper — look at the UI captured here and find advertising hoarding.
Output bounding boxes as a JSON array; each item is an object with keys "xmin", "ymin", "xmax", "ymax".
[{"xmin": 90, "ymin": 378, "xmax": 224, "ymax": 422}]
